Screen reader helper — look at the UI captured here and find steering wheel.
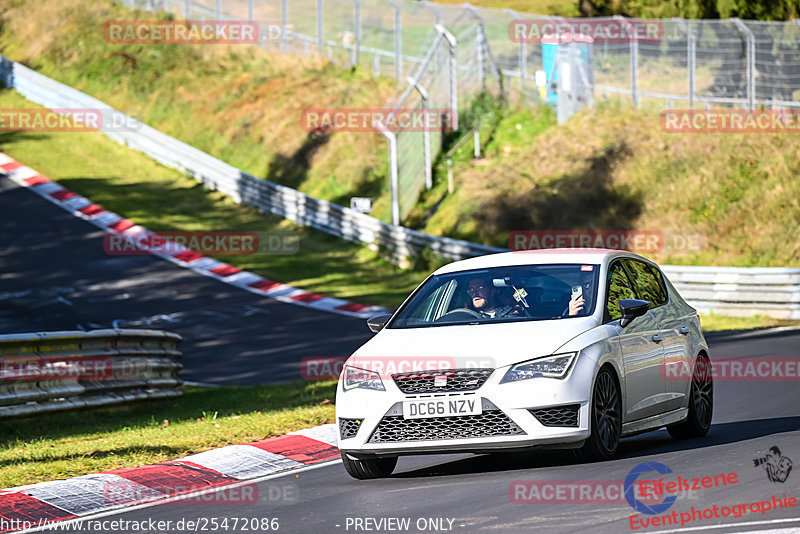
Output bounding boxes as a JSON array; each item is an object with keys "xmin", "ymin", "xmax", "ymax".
[{"xmin": 434, "ymin": 308, "xmax": 484, "ymax": 322}]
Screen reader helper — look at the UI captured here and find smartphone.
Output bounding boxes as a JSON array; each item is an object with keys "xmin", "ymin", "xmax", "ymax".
[{"xmin": 571, "ymin": 285, "xmax": 583, "ymax": 300}]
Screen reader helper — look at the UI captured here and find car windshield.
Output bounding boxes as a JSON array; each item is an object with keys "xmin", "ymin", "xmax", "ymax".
[{"xmin": 389, "ymin": 264, "xmax": 600, "ymax": 329}]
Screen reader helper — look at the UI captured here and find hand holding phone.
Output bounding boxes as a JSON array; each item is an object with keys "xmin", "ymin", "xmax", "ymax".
[
  {"xmin": 569, "ymin": 285, "xmax": 585, "ymax": 316},
  {"xmin": 571, "ymin": 285, "xmax": 583, "ymax": 300}
]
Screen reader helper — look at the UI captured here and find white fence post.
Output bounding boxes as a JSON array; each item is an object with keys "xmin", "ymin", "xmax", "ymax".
[
  {"xmin": 464, "ymin": 4, "xmax": 487, "ymax": 90},
  {"xmin": 407, "ymin": 77, "xmax": 432, "ymax": 190},
  {"xmin": 422, "ymin": 1, "xmax": 441, "ymax": 24},
  {"xmin": 374, "ymin": 120, "xmax": 400, "ymax": 226},
  {"xmin": 616, "ymin": 16, "xmax": 639, "ymax": 108},
  {"xmin": 281, "ymin": 0, "xmax": 289, "ymax": 52},
  {"xmin": 732, "ymin": 18, "xmax": 755, "ymax": 110},
  {"xmin": 317, "ymin": 0, "xmax": 324, "ymax": 53},
  {"xmin": 437, "ymin": 24, "xmax": 459, "ymax": 131},
  {"xmin": 505, "ymin": 10, "xmax": 526, "ymax": 92},
  {"xmin": 352, "ymin": 0, "xmax": 362, "ymax": 67},
  {"xmin": 387, "ymin": 0, "xmax": 402, "ymax": 80}
]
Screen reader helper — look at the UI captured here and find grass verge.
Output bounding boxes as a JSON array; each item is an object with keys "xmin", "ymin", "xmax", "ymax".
[
  {"xmin": 420, "ymin": 99, "xmax": 800, "ymax": 268},
  {"xmin": 0, "ymin": 381, "xmax": 336, "ymax": 489},
  {"xmin": 699, "ymin": 313, "xmax": 799, "ymax": 333}
]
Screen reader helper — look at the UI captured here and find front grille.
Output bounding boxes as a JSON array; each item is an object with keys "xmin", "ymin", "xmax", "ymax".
[
  {"xmin": 368, "ymin": 410, "xmax": 525, "ymax": 443},
  {"xmin": 339, "ymin": 418, "xmax": 362, "ymax": 439},
  {"xmin": 392, "ymin": 368, "xmax": 493, "ymax": 394},
  {"xmin": 529, "ymin": 404, "xmax": 580, "ymax": 427}
]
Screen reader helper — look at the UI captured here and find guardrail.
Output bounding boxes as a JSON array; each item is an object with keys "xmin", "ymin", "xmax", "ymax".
[
  {"xmin": 661, "ymin": 266, "xmax": 800, "ymax": 320},
  {"xmin": 0, "ymin": 329, "xmax": 182, "ymax": 418},
  {"xmin": 0, "ymin": 55, "xmax": 504, "ymax": 265}
]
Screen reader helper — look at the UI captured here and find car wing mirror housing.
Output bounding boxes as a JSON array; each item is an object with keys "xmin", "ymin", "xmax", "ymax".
[
  {"xmin": 619, "ymin": 299, "xmax": 650, "ymax": 328},
  {"xmin": 367, "ymin": 314, "xmax": 393, "ymax": 333}
]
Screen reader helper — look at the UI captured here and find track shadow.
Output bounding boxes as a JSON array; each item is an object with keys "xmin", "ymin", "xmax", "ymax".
[{"xmin": 392, "ymin": 416, "xmax": 800, "ymax": 478}]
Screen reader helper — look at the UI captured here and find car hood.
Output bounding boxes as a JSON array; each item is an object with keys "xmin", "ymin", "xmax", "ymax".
[{"xmin": 348, "ymin": 317, "xmax": 597, "ymax": 371}]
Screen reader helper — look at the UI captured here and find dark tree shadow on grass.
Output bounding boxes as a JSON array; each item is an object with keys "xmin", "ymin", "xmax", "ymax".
[
  {"xmin": 261, "ymin": 130, "xmax": 332, "ymax": 191},
  {"xmin": 472, "ymin": 143, "xmax": 643, "ymax": 245}
]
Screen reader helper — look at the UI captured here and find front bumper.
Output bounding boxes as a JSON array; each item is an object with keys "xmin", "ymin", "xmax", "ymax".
[{"xmin": 336, "ymin": 363, "xmax": 592, "ymax": 456}]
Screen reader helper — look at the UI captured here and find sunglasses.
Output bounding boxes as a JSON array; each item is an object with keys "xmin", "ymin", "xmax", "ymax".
[{"xmin": 467, "ymin": 285, "xmax": 487, "ymax": 296}]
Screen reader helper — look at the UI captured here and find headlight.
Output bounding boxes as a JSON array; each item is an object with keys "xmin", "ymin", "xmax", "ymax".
[
  {"xmin": 500, "ymin": 352, "xmax": 577, "ymax": 383},
  {"xmin": 342, "ymin": 365, "xmax": 385, "ymax": 392}
]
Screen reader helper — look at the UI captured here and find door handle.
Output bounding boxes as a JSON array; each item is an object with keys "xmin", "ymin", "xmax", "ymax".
[
  {"xmin": 652, "ymin": 334, "xmax": 663, "ymax": 343},
  {"xmin": 680, "ymin": 326, "xmax": 690, "ymax": 336}
]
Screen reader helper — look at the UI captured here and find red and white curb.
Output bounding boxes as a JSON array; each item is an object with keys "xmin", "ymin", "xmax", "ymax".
[
  {"xmin": 0, "ymin": 425, "xmax": 340, "ymax": 532},
  {"xmin": 0, "ymin": 153, "xmax": 391, "ymax": 319}
]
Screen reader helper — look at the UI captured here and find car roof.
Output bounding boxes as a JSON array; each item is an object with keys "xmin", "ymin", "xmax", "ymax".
[{"xmin": 433, "ymin": 248, "xmax": 655, "ymax": 275}]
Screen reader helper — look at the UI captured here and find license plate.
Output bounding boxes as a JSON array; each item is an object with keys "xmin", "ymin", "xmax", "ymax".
[{"xmin": 402, "ymin": 397, "xmax": 481, "ymax": 420}]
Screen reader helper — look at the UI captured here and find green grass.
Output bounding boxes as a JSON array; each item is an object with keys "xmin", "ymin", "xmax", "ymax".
[
  {"xmin": 0, "ymin": 0, "xmax": 399, "ymax": 223},
  {"xmin": 0, "ymin": 89, "xmax": 429, "ymax": 308},
  {"xmin": 0, "ymin": 380, "xmax": 337, "ymax": 489},
  {"xmin": 699, "ymin": 313, "xmax": 799, "ymax": 333},
  {"xmin": 418, "ymin": 99, "xmax": 800, "ymax": 268}
]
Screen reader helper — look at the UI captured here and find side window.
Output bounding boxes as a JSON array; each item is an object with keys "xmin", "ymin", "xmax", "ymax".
[
  {"xmin": 606, "ymin": 262, "xmax": 637, "ymax": 321},
  {"xmin": 406, "ymin": 283, "xmax": 448, "ymax": 323},
  {"xmin": 624, "ymin": 260, "xmax": 668, "ymax": 308}
]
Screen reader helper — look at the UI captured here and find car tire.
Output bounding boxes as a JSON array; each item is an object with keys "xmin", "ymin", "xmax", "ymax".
[
  {"xmin": 575, "ymin": 367, "xmax": 621, "ymax": 462},
  {"xmin": 340, "ymin": 451, "xmax": 397, "ymax": 479},
  {"xmin": 668, "ymin": 353, "xmax": 713, "ymax": 439}
]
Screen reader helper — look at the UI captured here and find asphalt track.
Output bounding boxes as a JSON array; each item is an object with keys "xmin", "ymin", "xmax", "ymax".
[
  {"xmin": 3, "ymin": 175, "xmax": 800, "ymax": 533},
  {"xmin": 0, "ymin": 177, "xmax": 372, "ymax": 384},
  {"xmin": 36, "ymin": 328, "xmax": 800, "ymax": 534}
]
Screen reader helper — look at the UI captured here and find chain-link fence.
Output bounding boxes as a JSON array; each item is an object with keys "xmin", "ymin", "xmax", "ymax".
[{"xmin": 127, "ymin": 0, "xmax": 800, "ymax": 224}]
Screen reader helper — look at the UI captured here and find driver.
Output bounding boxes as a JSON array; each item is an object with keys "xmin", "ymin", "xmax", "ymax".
[{"xmin": 467, "ymin": 278, "xmax": 524, "ymax": 319}]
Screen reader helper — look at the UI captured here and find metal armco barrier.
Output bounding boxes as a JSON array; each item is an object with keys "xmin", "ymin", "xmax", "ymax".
[
  {"xmin": 0, "ymin": 55, "xmax": 504, "ymax": 265},
  {"xmin": 0, "ymin": 329, "xmax": 182, "ymax": 418},
  {"xmin": 661, "ymin": 266, "xmax": 800, "ymax": 320}
]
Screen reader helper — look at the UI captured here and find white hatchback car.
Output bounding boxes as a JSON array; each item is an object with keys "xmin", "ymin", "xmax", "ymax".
[{"xmin": 335, "ymin": 249, "xmax": 713, "ymax": 479}]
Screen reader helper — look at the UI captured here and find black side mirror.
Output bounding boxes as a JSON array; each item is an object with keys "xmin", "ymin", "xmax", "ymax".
[
  {"xmin": 619, "ymin": 299, "xmax": 650, "ymax": 328},
  {"xmin": 367, "ymin": 314, "xmax": 392, "ymax": 333}
]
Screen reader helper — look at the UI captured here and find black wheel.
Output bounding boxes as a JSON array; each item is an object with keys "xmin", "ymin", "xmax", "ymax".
[
  {"xmin": 668, "ymin": 354, "xmax": 713, "ymax": 439},
  {"xmin": 340, "ymin": 451, "xmax": 397, "ymax": 479},
  {"xmin": 576, "ymin": 367, "xmax": 621, "ymax": 462}
]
